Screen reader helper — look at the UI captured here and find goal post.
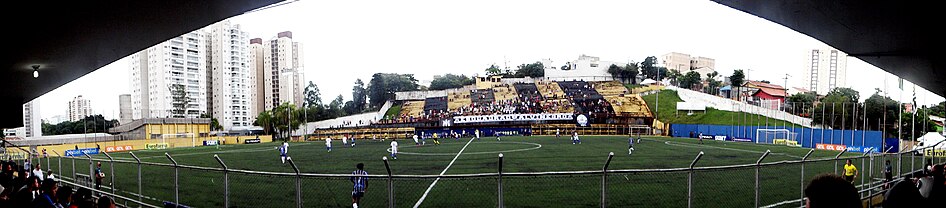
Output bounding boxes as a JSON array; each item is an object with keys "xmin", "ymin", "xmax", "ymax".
[{"xmin": 756, "ymin": 129, "xmax": 799, "ymax": 147}]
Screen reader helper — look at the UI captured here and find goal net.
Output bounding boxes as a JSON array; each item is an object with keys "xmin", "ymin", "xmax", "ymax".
[
  {"xmin": 627, "ymin": 126, "xmax": 653, "ymax": 135},
  {"xmin": 756, "ymin": 129, "xmax": 799, "ymax": 147}
]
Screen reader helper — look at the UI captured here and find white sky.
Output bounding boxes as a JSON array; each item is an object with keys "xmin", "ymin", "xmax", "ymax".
[{"xmin": 37, "ymin": 0, "xmax": 945, "ymax": 120}]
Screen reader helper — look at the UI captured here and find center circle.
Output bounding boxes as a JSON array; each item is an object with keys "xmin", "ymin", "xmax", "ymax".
[{"xmin": 389, "ymin": 141, "xmax": 542, "ymax": 156}]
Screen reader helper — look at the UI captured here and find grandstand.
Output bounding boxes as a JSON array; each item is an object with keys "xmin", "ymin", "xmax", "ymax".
[
  {"xmin": 491, "ymin": 83, "xmax": 519, "ymax": 102},
  {"xmin": 447, "ymin": 90, "xmax": 471, "ymax": 111},
  {"xmin": 399, "ymin": 100, "xmax": 426, "ymax": 118}
]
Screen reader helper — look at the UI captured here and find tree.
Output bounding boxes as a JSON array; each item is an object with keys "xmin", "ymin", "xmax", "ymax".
[
  {"xmin": 269, "ymin": 103, "xmax": 304, "ymax": 140},
  {"xmin": 429, "ymin": 74, "xmax": 474, "ymax": 90},
  {"xmin": 41, "ymin": 115, "xmax": 118, "ymax": 136},
  {"xmin": 729, "ymin": 70, "xmax": 746, "ymax": 100},
  {"xmin": 666, "ymin": 70, "xmax": 682, "ymax": 86},
  {"xmin": 788, "ymin": 91, "xmax": 818, "ymax": 112},
  {"xmin": 352, "ymin": 79, "xmax": 367, "ymax": 112},
  {"xmin": 367, "ymin": 73, "xmax": 419, "ymax": 108},
  {"xmin": 200, "ymin": 113, "xmax": 223, "ymax": 131},
  {"xmin": 929, "ymin": 101, "xmax": 945, "ymax": 117},
  {"xmin": 622, "ymin": 63, "xmax": 640, "ymax": 84},
  {"xmin": 704, "ymin": 71, "xmax": 721, "ymax": 94},
  {"xmin": 169, "ymin": 84, "xmax": 188, "ymax": 118},
  {"xmin": 812, "ymin": 88, "xmax": 861, "ymax": 130},
  {"xmin": 863, "ymin": 92, "xmax": 898, "ymax": 136},
  {"xmin": 512, "ymin": 62, "xmax": 544, "ymax": 78},
  {"xmin": 607, "ymin": 64, "xmax": 622, "ymax": 81},
  {"xmin": 328, "ymin": 95, "xmax": 346, "ymax": 118},
  {"xmin": 254, "ymin": 111, "xmax": 272, "ymax": 134},
  {"xmin": 304, "ymin": 81, "xmax": 322, "ymax": 107},
  {"xmin": 678, "ymin": 71, "xmax": 702, "ymax": 89},
  {"xmin": 485, "ymin": 65, "xmax": 503, "ymax": 76}
]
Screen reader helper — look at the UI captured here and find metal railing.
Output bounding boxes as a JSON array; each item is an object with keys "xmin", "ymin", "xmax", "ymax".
[{"xmin": 26, "ymin": 144, "xmax": 942, "ymax": 207}]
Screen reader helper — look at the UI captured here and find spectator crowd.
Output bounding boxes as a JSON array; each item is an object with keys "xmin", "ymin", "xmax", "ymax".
[{"xmin": 1, "ymin": 160, "xmax": 116, "ymax": 208}]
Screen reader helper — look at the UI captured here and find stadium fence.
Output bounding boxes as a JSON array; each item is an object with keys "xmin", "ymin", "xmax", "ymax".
[{"xmin": 5, "ymin": 142, "xmax": 945, "ymax": 208}]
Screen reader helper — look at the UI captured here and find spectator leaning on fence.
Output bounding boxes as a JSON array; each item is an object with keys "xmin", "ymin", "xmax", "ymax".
[
  {"xmin": 351, "ymin": 163, "xmax": 368, "ymax": 208},
  {"xmin": 94, "ymin": 162, "xmax": 104, "ymax": 190},
  {"xmin": 804, "ymin": 173, "xmax": 860, "ymax": 208},
  {"xmin": 842, "ymin": 159, "xmax": 857, "ymax": 183}
]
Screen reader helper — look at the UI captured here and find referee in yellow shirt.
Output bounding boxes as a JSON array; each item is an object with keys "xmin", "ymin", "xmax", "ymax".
[{"xmin": 843, "ymin": 159, "xmax": 858, "ymax": 183}]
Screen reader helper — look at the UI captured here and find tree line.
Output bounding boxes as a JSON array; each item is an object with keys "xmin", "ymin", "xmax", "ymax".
[{"xmin": 41, "ymin": 115, "xmax": 118, "ymax": 136}]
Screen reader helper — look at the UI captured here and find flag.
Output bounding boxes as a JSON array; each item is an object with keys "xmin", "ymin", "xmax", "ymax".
[{"xmin": 912, "ymin": 84, "xmax": 917, "ymax": 115}]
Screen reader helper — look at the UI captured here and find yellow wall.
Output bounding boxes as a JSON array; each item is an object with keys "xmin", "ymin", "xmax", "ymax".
[
  {"xmin": 20, "ymin": 135, "xmax": 273, "ymax": 157},
  {"xmin": 145, "ymin": 123, "xmax": 210, "ymax": 139}
]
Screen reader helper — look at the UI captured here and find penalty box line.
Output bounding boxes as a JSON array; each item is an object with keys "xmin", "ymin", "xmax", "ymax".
[{"xmin": 413, "ymin": 137, "xmax": 476, "ymax": 208}]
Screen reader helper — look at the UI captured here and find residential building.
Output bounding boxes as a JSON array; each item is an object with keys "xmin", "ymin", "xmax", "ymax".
[
  {"xmin": 68, "ymin": 95, "xmax": 92, "ymax": 121},
  {"xmin": 129, "ymin": 31, "xmax": 209, "ymax": 119},
  {"xmin": 119, "ymin": 94, "xmax": 132, "ymax": 124},
  {"xmin": 43, "ymin": 115, "xmax": 67, "ymax": 125},
  {"xmin": 661, "ymin": 52, "xmax": 716, "ymax": 78},
  {"xmin": 742, "ymin": 81, "xmax": 787, "ymax": 109},
  {"xmin": 542, "ymin": 55, "xmax": 624, "ymax": 81},
  {"xmin": 249, "ymin": 38, "xmax": 264, "ymax": 122},
  {"xmin": 804, "ymin": 47, "xmax": 847, "ymax": 95},
  {"xmin": 261, "ymin": 31, "xmax": 304, "ymax": 110},
  {"xmin": 208, "ymin": 20, "xmax": 254, "ymax": 130},
  {"xmin": 23, "ymin": 99, "xmax": 41, "ymax": 138}
]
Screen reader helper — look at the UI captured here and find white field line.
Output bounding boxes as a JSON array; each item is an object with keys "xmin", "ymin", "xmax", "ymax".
[
  {"xmin": 650, "ymin": 138, "xmax": 803, "ymax": 159},
  {"xmin": 413, "ymin": 138, "xmax": 475, "ymax": 208}
]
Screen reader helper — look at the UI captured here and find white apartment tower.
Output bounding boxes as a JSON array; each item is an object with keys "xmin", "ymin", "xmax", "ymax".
[
  {"xmin": 119, "ymin": 94, "xmax": 132, "ymax": 125},
  {"xmin": 129, "ymin": 31, "xmax": 209, "ymax": 119},
  {"xmin": 261, "ymin": 31, "xmax": 304, "ymax": 110},
  {"xmin": 208, "ymin": 20, "xmax": 254, "ymax": 130},
  {"xmin": 68, "ymin": 95, "xmax": 92, "ymax": 121},
  {"xmin": 804, "ymin": 48, "xmax": 847, "ymax": 94},
  {"xmin": 23, "ymin": 99, "xmax": 41, "ymax": 138}
]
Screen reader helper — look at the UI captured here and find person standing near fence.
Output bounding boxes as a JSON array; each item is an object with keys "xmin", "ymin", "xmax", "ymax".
[
  {"xmin": 95, "ymin": 162, "xmax": 105, "ymax": 190},
  {"xmin": 351, "ymin": 163, "xmax": 368, "ymax": 208},
  {"xmin": 884, "ymin": 160, "xmax": 893, "ymax": 188},
  {"xmin": 843, "ymin": 159, "xmax": 857, "ymax": 184}
]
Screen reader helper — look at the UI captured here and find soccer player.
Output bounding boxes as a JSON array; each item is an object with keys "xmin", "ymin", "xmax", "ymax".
[
  {"xmin": 278, "ymin": 144, "xmax": 289, "ymax": 164},
  {"xmin": 572, "ymin": 131, "xmax": 581, "ymax": 144},
  {"xmin": 496, "ymin": 132, "xmax": 502, "ymax": 141},
  {"xmin": 282, "ymin": 141, "xmax": 289, "ymax": 153},
  {"xmin": 351, "ymin": 163, "xmax": 369, "ymax": 208},
  {"xmin": 413, "ymin": 134, "xmax": 419, "ymax": 146},
  {"xmin": 628, "ymin": 135, "xmax": 636, "ymax": 155},
  {"xmin": 351, "ymin": 136, "xmax": 356, "ymax": 147},
  {"xmin": 421, "ymin": 134, "xmax": 426, "ymax": 145},
  {"xmin": 432, "ymin": 134, "xmax": 441, "ymax": 145},
  {"xmin": 698, "ymin": 132, "xmax": 704, "ymax": 144},
  {"xmin": 556, "ymin": 128, "xmax": 560, "ymax": 138},
  {"xmin": 390, "ymin": 139, "xmax": 399, "ymax": 160},
  {"xmin": 475, "ymin": 129, "xmax": 481, "ymax": 140},
  {"xmin": 342, "ymin": 135, "xmax": 349, "ymax": 147},
  {"xmin": 843, "ymin": 159, "xmax": 857, "ymax": 184},
  {"xmin": 326, "ymin": 138, "xmax": 333, "ymax": 152}
]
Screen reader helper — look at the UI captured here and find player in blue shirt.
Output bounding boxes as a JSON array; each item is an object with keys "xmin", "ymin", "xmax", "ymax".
[
  {"xmin": 628, "ymin": 135, "xmax": 636, "ymax": 155},
  {"xmin": 351, "ymin": 163, "xmax": 369, "ymax": 208},
  {"xmin": 277, "ymin": 145, "xmax": 289, "ymax": 164}
]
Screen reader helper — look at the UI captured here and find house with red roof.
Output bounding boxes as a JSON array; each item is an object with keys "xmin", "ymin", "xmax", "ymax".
[{"xmin": 742, "ymin": 81, "xmax": 787, "ymax": 109}]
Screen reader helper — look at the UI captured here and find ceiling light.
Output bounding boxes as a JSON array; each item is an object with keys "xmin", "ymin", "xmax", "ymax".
[{"xmin": 32, "ymin": 65, "xmax": 40, "ymax": 78}]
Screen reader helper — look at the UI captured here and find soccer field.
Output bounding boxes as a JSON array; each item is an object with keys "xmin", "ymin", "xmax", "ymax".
[{"xmin": 46, "ymin": 136, "xmax": 925, "ymax": 207}]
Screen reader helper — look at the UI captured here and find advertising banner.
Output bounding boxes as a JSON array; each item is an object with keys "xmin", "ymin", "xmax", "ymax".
[
  {"xmin": 146, "ymin": 143, "xmax": 169, "ymax": 150},
  {"xmin": 699, "ymin": 135, "xmax": 714, "ymax": 140},
  {"xmin": 64, "ymin": 148, "xmax": 100, "ymax": 157},
  {"xmin": 924, "ymin": 149, "xmax": 946, "ymax": 157},
  {"xmin": 815, "ymin": 143, "xmax": 847, "ymax": 151},
  {"xmin": 453, "ymin": 113, "xmax": 573, "ymax": 124},
  {"xmin": 203, "ymin": 140, "xmax": 219, "ymax": 146},
  {"xmin": 845, "ymin": 146, "xmax": 875, "ymax": 153},
  {"xmin": 104, "ymin": 145, "xmax": 134, "ymax": 153},
  {"xmin": 714, "ymin": 135, "xmax": 727, "ymax": 141},
  {"xmin": 244, "ymin": 138, "xmax": 261, "ymax": 144},
  {"xmin": 731, "ymin": 137, "xmax": 752, "ymax": 142}
]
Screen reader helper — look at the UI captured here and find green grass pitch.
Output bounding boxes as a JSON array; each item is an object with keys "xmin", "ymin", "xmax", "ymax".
[{"xmin": 45, "ymin": 135, "xmax": 924, "ymax": 207}]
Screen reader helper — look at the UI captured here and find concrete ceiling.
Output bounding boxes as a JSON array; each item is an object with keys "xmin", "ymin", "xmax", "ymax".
[
  {"xmin": 1, "ymin": 0, "xmax": 282, "ymax": 128},
  {"xmin": 713, "ymin": 0, "xmax": 944, "ymax": 97}
]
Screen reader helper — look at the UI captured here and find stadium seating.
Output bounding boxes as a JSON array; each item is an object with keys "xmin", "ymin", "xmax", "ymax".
[
  {"xmin": 591, "ymin": 81, "xmax": 628, "ymax": 96},
  {"xmin": 447, "ymin": 90, "xmax": 471, "ymax": 111},
  {"xmin": 603, "ymin": 95, "xmax": 653, "ymax": 118},
  {"xmin": 471, "ymin": 89, "xmax": 496, "ymax": 104},
  {"xmin": 400, "ymin": 101, "xmax": 426, "ymax": 118},
  {"xmin": 535, "ymin": 80, "xmax": 566, "ymax": 99},
  {"xmin": 491, "ymin": 84, "xmax": 519, "ymax": 102},
  {"xmin": 424, "ymin": 97, "xmax": 448, "ymax": 113},
  {"xmin": 514, "ymin": 83, "xmax": 543, "ymax": 100},
  {"xmin": 557, "ymin": 81, "xmax": 613, "ymax": 115}
]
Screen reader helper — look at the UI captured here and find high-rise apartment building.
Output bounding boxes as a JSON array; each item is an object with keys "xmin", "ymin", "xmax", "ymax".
[
  {"xmin": 23, "ymin": 99, "xmax": 41, "ymax": 138},
  {"xmin": 119, "ymin": 94, "xmax": 132, "ymax": 124},
  {"xmin": 129, "ymin": 31, "xmax": 209, "ymax": 119},
  {"xmin": 661, "ymin": 52, "xmax": 716, "ymax": 78},
  {"xmin": 804, "ymin": 47, "xmax": 847, "ymax": 94},
  {"xmin": 68, "ymin": 95, "xmax": 92, "ymax": 121},
  {"xmin": 250, "ymin": 38, "xmax": 264, "ymax": 120},
  {"xmin": 208, "ymin": 20, "xmax": 254, "ymax": 130},
  {"xmin": 260, "ymin": 31, "xmax": 304, "ymax": 110}
]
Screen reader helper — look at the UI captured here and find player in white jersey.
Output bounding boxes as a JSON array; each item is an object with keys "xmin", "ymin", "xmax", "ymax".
[
  {"xmin": 556, "ymin": 129, "xmax": 560, "ymax": 138},
  {"xmin": 390, "ymin": 139, "xmax": 399, "ymax": 159},
  {"xmin": 412, "ymin": 134, "xmax": 419, "ymax": 146},
  {"xmin": 278, "ymin": 144, "xmax": 290, "ymax": 163},
  {"xmin": 282, "ymin": 142, "xmax": 289, "ymax": 153},
  {"xmin": 326, "ymin": 138, "xmax": 333, "ymax": 152},
  {"xmin": 475, "ymin": 130, "xmax": 481, "ymax": 140},
  {"xmin": 342, "ymin": 136, "xmax": 349, "ymax": 147},
  {"xmin": 572, "ymin": 131, "xmax": 581, "ymax": 144},
  {"xmin": 496, "ymin": 132, "xmax": 502, "ymax": 141}
]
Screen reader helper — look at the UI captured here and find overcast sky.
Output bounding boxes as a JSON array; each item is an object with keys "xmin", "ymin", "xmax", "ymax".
[{"xmin": 37, "ymin": 0, "xmax": 945, "ymax": 120}]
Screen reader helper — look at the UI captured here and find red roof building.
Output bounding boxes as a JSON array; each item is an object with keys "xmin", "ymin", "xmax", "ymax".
[{"xmin": 743, "ymin": 81, "xmax": 787, "ymax": 109}]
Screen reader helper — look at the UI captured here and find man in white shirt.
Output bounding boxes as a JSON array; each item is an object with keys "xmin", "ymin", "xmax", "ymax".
[
  {"xmin": 326, "ymin": 138, "xmax": 333, "ymax": 152},
  {"xmin": 412, "ymin": 134, "xmax": 419, "ymax": 146},
  {"xmin": 390, "ymin": 140, "xmax": 399, "ymax": 160},
  {"xmin": 282, "ymin": 142, "xmax": 289, "ymax": 153},
  {"xmin": 32, "ymin": 163, "xmax": 45, "ymax": 181},
  {"xmin": 342, "ymin": 136, "xmax": 349, "ymax": 147}
]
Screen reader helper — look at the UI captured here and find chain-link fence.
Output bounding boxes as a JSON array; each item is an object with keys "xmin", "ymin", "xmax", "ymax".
[{"xmin": 16, "ymin": 146, "xmax": 941, "ymax": 208}]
